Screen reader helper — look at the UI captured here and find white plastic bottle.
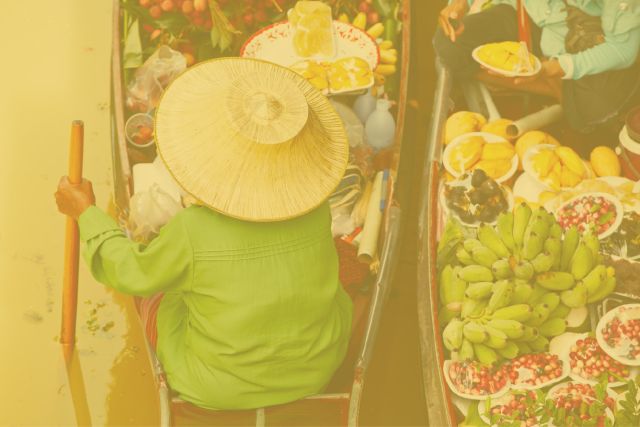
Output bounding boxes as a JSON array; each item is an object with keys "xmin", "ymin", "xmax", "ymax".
[
  {"xmin": 353, "ymin": 88, "xmax": 377, "ymax": 124},
  {"xmin": 365, "ymin": 99, "xmax": 396, "ymax": 150}
]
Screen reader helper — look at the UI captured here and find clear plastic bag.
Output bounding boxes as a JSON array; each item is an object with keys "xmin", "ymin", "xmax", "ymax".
[
  {"xmin": 128, "ymin": 183, "xmax": 183, "ymax": 243},
  {"xmin": 126, "ymin": 46, "xmax": 187, "ymax": 113}
]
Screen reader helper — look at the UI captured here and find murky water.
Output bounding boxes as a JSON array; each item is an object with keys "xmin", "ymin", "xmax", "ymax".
[{"xmin": 0, "ymin": 1, "xmax": 160, "ymax": 425}]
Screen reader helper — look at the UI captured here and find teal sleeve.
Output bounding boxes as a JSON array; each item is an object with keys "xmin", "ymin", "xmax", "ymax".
[
  {"xmin": 563, "ymin": 27, "xmax": 640, "ymax": 79},
  {"xmin": 77, "ymin": 206, "xmax": 192, "ymax": 297}
]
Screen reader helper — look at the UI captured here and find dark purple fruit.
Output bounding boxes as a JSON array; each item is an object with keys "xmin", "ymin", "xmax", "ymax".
[{"xmin": 471, "ymin": 169, "xmax": 488, "ymax": 188}]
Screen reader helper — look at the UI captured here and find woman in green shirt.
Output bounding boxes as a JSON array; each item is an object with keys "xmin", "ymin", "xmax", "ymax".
[{"xmin": 55, "ymin": 58, "xmax": 353, "ymax": 410}]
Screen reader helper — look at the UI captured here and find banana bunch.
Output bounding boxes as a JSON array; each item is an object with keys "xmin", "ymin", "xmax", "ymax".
[
  {"xmin": 439, "ymin": 205, "xmax": 617, "ymax": 365},
  {"xmin": 338, "ymin": 12, "xmax": 397, "ymax": 95},
  {"xmin": 530, "ymin": 145, "xmax": 587, "ymax": 190}
]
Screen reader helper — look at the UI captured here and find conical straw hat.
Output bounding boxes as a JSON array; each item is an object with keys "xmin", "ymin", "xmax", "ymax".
[{"xmin": 155, "ymin": 57, "xmax": 349, "ymax": 222}]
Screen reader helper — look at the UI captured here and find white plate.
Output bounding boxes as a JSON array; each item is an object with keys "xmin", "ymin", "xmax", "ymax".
[
  {"xmin": 506, "ymin": 353, "xmax": 570, "ymax": 391},
  {"xmin": 562, "ymin": 333, "xmax": 636, "ymax": 387},
  {"xmin": 442, "ymin": 360, "xmax": 510, "ymax": 401},
  {"xmin": 472, "ymin": 44, "xmax": 542, "ymax": 78},
  {"xmin": 439, "ymin": 178, "xmax": 514, "ymax": 228},
  {"xmin": 512, "ymin": 172, "xmax": 548, "ymax": 203},
  {"xmin": 596, "ymin": 304, "xmax": 640, "ymax": 367},
  {"xmin": 554, "ymin": 192, "xmax": 624, "ymax": 239},
  {"xmin": 240, "ymin": 21, "xmax": 380, "ymax": 69},
  {"xmin": 522, "ymin": 144, "xmax": 593, "ymax": 191},
  {"xmin": 443, "ymin": 132, "xmax": 518, "ymax": 183}
]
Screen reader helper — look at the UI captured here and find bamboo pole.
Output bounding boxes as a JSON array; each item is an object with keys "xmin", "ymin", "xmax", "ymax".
[{"xmin": 60, "ymin": 120, "xmax": 84, "ymax": 346}]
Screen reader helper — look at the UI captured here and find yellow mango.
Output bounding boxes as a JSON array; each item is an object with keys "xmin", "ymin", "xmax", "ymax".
[
  {"xmin": 481, "ymin": 118, "xmax": 515, "ymax": 141},
  {"xmin": 481, "ymin": 141, "xmax": 516, "ymax": 161},
  {"xmin": 445, "ymin": 111, "xmax": 487, "ymax": 145},
  {"xmin": 449, "ymin": 136, "xmax": 484, "ymax": 173},
  {"xmin": 532, "ymin": 149, "xmax": 559, "ymax": 178},
  {"xmin": 590, "ymin": 146, "xmax": 621, "ymax": 177},
  {"xmin": 515, "ymin": 131, "xmax": 560, "ymax": 170},
  {"xmin": 474, "ymin": 159, "xmax": 512, "ymax": 180},
  {"xmin": 555, "ymin": 146, "xmax": 585, "ymax": 177},
  {"xmin": 560, "ymin": 166, "xmax": 582, "ymax": 188}
]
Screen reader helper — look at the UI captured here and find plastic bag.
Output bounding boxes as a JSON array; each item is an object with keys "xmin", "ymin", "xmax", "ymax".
[
  {"xmin": 128, "ymin": 183, "xmax": 183, "ymax": 243},
  {"xmin": 126, "ymin": 46, "xmax": 187, "ymax": 113}
]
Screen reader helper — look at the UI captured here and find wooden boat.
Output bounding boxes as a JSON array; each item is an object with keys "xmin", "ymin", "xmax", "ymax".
[
  {"xmin": 417, "ymin": 5, "xmax": 640, "ymax": 427},
  {"xmin": 109, "ymin": 0, "xmax": 411, "ymax": 425}
]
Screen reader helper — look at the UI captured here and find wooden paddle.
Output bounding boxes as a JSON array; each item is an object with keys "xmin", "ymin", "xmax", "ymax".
[{"xmin": 60, "ymin": 120, "xmax": 84, "ymax": 347}]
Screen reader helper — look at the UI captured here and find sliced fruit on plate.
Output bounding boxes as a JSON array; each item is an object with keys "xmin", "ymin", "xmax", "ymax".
[
  {"xmin": 555, "ymin": 192, "xmax": 623, "ymax": 238},
  {"xmin": 502, "ymin": 352, "xmax": 568, "ymax": 390},
  {"xmin": 475, "ymin": 41, "xmax": 537, "ymax": 73},
  {"xmin": 327, "ymin": 56, "xmax": 373, "ymax": 92},
  {"xmin": 566, "ymin": 335, "xmax": 631, "ymax": 385},
  {"xmin": 290, "ymin": 60, "xmax": 329, "ymax": 91},
  {"xmin": 449, "ymin": 136, "xmax": 485, "ymax": 173},
  {"xmin": 443, "ymin": 359, "xmax": 510, "ymax": 400},
  {"xmin": 597, "ymin": 304, "xmax": 640, "ymax": 365},
  {"xmin": 288, "ymin": 1, "xmax": 335, "ymax": 58}
]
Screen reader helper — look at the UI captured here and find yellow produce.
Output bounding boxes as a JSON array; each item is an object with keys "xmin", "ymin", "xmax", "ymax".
[
  {"xmin": 352, "ymin": 12, "xmax": 367, "ymax": 29},
  {"xmin": 547, "ymin": 170, "xmax": 561, "ymax": 191},
  {"xmin": 555, "ymin": 146, "xmax": 586, "ymax": 177},
  {"xmin": 380, "ymin": 49, "xmax": 398, "ymax": 64},
  {"xmin": 379, "ymin": 40, "xmax": 393, "ymax": 50},
  {"xmin": 476, "ymin": 41, "xmax": 537, "ymax": 73},
  {"xmin": 538, "ymin": 191, "xmax": 557, "ymax": 205},
  {"xmin": 560, "ymin": 167, "xmax": 582, "ymax": 188},
  {"xmin": 367, "ymin": 22, "xmax": 385, "ymax": 38},
  {"xmin": 515, "ymin": 131, "xmax": 560, "ymax": 170},
  {"xmin": 290, "ymin": 60, "xmax": 329, "ymax": 91},
  {"xmin": 590, "ymin": 146, "xmax": 621, "ymax": 177},
  {"xmin": 449, "ymin": 136, "xmax": 484, "ymax": 173},
  {"xmin": 481, "ymin": 118, "xmax": 515, "ymax": 141},
  {"xmin": 474, "ymin": 159, "xmax": 513, "ymax": 180},
  {"xmin": 338, "ymin": 13, "xmax": 349, "ymax": 23},
  {"xmin": 531, "ymin": 149, "xmax": 559, "ymax": 178},
  {"xmin": 328, "ymin": 56, "xmax": 373, "ymax": 91},
  {"xmin": 445, "ymin": 111, "xmax": 487, "ymax": 145},
  {"xmin": 289, "ymin": 1, "xmax": 335, "ymax": 58},
  {"xmin": 374, "ymin": 64, "xmax": 396, "ymax": 76},
  {"xmin": 481, "ymin": 141, "xmax": 516, "ymax": 161}
]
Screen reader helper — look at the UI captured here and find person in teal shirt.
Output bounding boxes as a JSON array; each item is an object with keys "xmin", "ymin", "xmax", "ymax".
[
  {"xmin": 55, "ymin": 58, "xmax": 353, "ymax": 410},
  {"xmin": 435, "ymin": 0, "xmax": 640, "ymax": 131}
]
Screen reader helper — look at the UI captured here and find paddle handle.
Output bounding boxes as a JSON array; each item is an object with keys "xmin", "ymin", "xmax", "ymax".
[{"xmin": 60, "ymin": 120, "xmax": 84, "ymax": 346}]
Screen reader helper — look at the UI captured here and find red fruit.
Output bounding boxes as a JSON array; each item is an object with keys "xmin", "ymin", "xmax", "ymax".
[
  {"xmin": 368, "ymin": 11, "xmax": 380, "ymax": 24},
  {"xmin": 181, "ymin": 0, "xmax": 194, "ymax": 14},
  {"xmin": 358, "ymin": 1, "xmax": 370, "ymax": 12},
  {"xmin": 149, "ymin": 5, "xmax": 162, "ymax": 18},
  {"xmin": 243, "ymin": 12, "xmax": 254, "ymax": 27},
  {"xmin": 193, "ymin": 15, "xmax": 204, "ymax": 26},
  {"xmin": 139, "ymin": 0, "xmax": 152, "ymax": 7},
  {"xmin": 204, "ymin": 18, "xmax": 213, "ymax": 29},
  {"xmin": 255, "ymin": 9, "xmax": 268, "ymax": 23},
  {"xmin": 142, "ymin": 24, "xmax": 155, "ymax": 32},
  {"xmin": 150, "ymin": 28, "xmax": 162, "ymax": 40},
  {"xmin": 161, "ymin": 0, "xmax": 175, "ymax": 12},
  {"xmin": 194, "ymin": 0, "xmax": 207, "ymax": 12},
  {"xmin": 183, "ymin": 52, "xmax": 196, "ymax": 67}
]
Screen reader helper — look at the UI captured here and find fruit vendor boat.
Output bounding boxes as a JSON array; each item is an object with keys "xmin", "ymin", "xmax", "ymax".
[
  {"xmin": 417, "ymin": 4, "xmax": 640, "ymax": 427},
  {"xmin": 109, "ymin": 0, "xmax": 411, "ymax": 425}
]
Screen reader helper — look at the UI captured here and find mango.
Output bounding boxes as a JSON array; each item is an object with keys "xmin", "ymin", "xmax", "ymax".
[
  {"xmin": 515, "ymin": 131, "xmax": 560, "ymax": 170},
  {"xmin": 445, "ymin": 111, "xmax": 486, "ymax": 145},
  {"xmin": 590, "ymin": 146, "xmax": 621, "ymax": 177},
  {"xmin": 481, "ymin": 118, "xmax": 515, "ymax": 141}
]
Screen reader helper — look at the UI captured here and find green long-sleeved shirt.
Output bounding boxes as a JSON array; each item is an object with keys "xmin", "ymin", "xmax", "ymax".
[
  {"xmin": 463, "ymin": 0, "xmax": 640, "ymax": 79},
  {"xmin": 78, "ymin": 204, "xmax": 352, "ymax": 410}
]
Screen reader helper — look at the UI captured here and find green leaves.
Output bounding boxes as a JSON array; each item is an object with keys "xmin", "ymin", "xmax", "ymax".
[{"xmin": 123, "ymin": 19, "xmax": 143, "ymax": 69}]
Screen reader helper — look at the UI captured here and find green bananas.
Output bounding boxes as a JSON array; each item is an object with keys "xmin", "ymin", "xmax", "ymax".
[
  {"xmin": 492, "ymin": 259, "xmax": 512, "ymax": 280},
  {"xmin": 571, "ymin": 244, "xmax": 594, "ymax": 280},
  {"xmin": 465, "ymin": 281, "xmax": 493, "ymax": 300},
  {"xmin": 463, "ymin": 321, "xmax": 488, "ymax": 344},
  {"xmin": 459, "ymin": 265, "xmax": 494, "ymax": 283},
  {"xmin": 531, "ymin": 252, "xmax": 554, "ymax": 273},
  {"xmin": 539, "ymin": 318, "xmax": 567, "ymax": 337},
  {"xmin": 478, "ymin": 224, "xmax": 510, "ymax": 258},
  {"xmin": 471, "ymin": 245, "xmax": 499, "ymax": 268},
  {"xmin": 492, "ymin": 304, "xmax": 533, "ymax": 322},
  {"xmin": 560, "ymin": 226, "xmax": 579, "ymax": 271},
  {"xmin": 486, "ymin": 319, "xmax": 524, "ymax": 339},
  {"xmin": 473, "ymin": 343, "xmax": 499, "ymax": 366},
  {"xmin": 514, "ymin": 261, "xmax": 535, "ymax": 280},
  {"xmin": 440, "ymin": 265, "xmax": 467, "ymax": 310},
  {"xmin": 513, "ymin": 203, "xmax": 532, "ymax": 251},
  {"xmin": 443, "ymin": 318, "xmax": 464, "ymax": 351},
  {"xmin": 536, "ymin": 271, "xmax": 575, "ymax": 291},
  {"xmin": 496, "ymin": 212, "xmax": 516, "ymax": 252},
  {"xmin": 487, "ymin": 280, "xmax": 513, "ymax": 312}
]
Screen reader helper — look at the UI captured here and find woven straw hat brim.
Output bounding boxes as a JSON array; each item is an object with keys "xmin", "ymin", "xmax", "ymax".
[{"xmin": 155, "ymin": 57, "xmax": 349, "ymax": 222}]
